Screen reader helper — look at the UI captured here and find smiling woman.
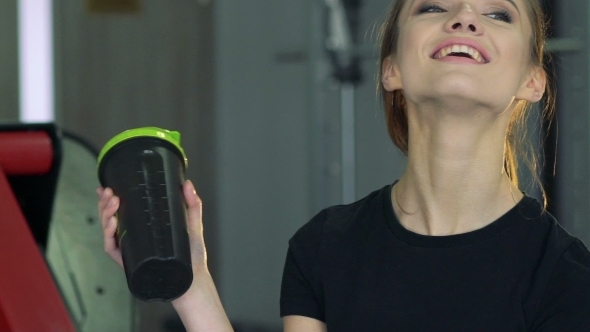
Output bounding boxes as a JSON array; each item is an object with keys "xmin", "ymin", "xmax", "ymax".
[
  {"xmin": 379, "ymin": 0, "xmax": 554, "ymax": 206},
  {"xmin": 97, "ymin": 0, "xmax": 590, "ymax": 331}
]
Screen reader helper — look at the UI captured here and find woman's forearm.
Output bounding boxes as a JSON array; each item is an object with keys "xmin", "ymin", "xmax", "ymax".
[{"xmin": 172, "ymin": 268, "xmax": 234, "ymax": 332}]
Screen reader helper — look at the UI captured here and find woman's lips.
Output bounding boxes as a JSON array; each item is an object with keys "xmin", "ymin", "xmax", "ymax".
[
  {"xmin": 433, "ymin": 44, "xmax": 485, "ymax": 63},
  {"xmin": 431, "ymin": 38, "xmax": 490, "ymax": 64}
]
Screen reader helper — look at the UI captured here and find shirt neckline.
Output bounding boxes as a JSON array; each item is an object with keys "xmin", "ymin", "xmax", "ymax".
[{"xmin": 381, "ymin": 183, "xmax": 539, "ymax": 248}]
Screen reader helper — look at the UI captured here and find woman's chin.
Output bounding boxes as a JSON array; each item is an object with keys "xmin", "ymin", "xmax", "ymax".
[{"xmin": 411, "ymin": 89, "xmax": 509, "ymax": 115}]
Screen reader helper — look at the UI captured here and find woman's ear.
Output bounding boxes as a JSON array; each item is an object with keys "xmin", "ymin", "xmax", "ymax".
[
  {"xmin": 382, "ymin": 56, "xmax": 403, "ymax": 91},
  {"xmin": 516, "ymin": 66, "xmax": 546, "ymax": 102}
]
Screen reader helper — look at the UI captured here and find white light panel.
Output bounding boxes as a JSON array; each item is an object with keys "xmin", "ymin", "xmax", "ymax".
[{"xmin": 18, "ymin": 0, "xmax": 55, "ymax": 123}]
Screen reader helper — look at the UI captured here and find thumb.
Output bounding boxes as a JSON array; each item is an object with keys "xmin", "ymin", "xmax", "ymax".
[
  {"xmin": 183, "ymin": 180, "xmax": 207, "ymax": 266},
  {"xmin": 184, "ymin": 179, "xmax": 202, "ymax": 228}
]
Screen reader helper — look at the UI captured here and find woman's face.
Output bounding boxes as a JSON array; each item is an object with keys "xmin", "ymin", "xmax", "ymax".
[{"xmin": 384, "ymin": 0, "xmax": 541, "ymax": 112}]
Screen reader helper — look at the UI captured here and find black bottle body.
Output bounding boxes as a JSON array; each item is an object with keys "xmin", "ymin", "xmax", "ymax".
[{"xmin": 99, "ymin": 138, "xmax": 192, "ymax": 302}]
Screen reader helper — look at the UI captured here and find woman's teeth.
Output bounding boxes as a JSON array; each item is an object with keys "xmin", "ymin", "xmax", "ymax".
[{"xmin": 436, "ymin": 45, "xmax": 484, "ymax": 63}]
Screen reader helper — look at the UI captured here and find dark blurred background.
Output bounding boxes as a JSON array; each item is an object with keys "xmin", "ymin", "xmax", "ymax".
[{"xmin": 1, "ymin": 0, "xmax": 588, "ymax": 331}]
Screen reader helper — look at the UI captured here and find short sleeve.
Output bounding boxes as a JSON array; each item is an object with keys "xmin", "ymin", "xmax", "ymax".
[
  {"xmin": 279, "ymin": 210, "xmax": 326, "ymax": 321},
  {"xmin": 532, "ymin": 239, "xmax": 590, "ymax": 331}
]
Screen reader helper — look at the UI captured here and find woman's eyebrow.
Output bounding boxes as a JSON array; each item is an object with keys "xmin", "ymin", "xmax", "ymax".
[{"xmin": 505, "ymin": 0, "xmax": 521, "ymax": 15}]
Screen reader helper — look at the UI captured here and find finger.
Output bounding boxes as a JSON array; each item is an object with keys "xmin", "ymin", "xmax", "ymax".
[
  {"xmin": 183, "ymin": 180, "xmax": 203, "ymax": 235},
  {"xmin": 183, "ymin": 180, "xmax": 207, "ymax": 267},
  {"xmin": 104, "ymin": 232, "xmax": 123, "ymax": 267},
  {"xmin": 97, "ymin": 187, "xmax": 123, "ymax": 269},
  {"xmin": 101, "ymin": 195, "xmax": 119, "ymax": 230},
  {"xmin": 103, "ymin": 215, "xmax": 124, "ymax": 268},
  {"xmin": 184, "ymin": 180, "xmax": 202, "ymax": 225},
  {"xmin": 184, "ymin": 180, "xmax": 201, "ymax": 211},
  {"xmin": 103, "ymin": 215, "xmax": 117, "ymax": 249},
  {"xmin": 98, "ymin": 187, "xmax": 113, "ymax": 212}
]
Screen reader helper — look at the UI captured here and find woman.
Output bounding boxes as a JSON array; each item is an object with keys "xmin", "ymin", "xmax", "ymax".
[{"xmin": 99, "ymin": 0, "xmax": 590, "ymax": 330}]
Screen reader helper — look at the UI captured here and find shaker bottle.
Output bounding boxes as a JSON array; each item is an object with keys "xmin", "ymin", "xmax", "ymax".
[{"xmin": 97, "ymin": 127, "xmax": 192, "ymax": 302}]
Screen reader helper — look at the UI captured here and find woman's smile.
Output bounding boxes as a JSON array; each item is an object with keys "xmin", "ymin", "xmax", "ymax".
[
  {"xmin": 431, "ymin": 37, "xmax": 490, "ymax": 64},
  {"xmin": 382, "ymin": 0, "xmax": 535, "ymax": 112}
]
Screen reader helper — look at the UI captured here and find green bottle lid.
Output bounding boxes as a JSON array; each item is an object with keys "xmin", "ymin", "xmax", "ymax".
[{"xmin": 97, "ymin": 127, "xmax": 188, "ymax": 169}]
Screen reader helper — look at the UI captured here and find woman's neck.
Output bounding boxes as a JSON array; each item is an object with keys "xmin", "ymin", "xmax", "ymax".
[{"xmin": 393, "ymin": 102, "xmax": 524, "ymax": 236}]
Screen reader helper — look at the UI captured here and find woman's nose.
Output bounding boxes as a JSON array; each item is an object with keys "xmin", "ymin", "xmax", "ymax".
[{"xmin": 444, "ymin": 4, "xmax": 483, "ymax": 34}]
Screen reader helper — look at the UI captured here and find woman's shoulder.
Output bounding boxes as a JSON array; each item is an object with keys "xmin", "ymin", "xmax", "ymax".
[
  {"xmin": 521, "ymin": 198, "xmax": 590, "ymax": 329},
  {"xmin": 512, "ymin": 196, "xmax": 579, "ymax": 249},
  {"xmin": 540, "ymin": 219, "xmax": 590, "ymax": 287},
  {"xmin": 288, "ymin": 185, "xmax": 389, "ymax": 250},
  {"xmin": 517, "ymin": 196, "xmax": 589, "ymax": 270},
  {"xmin": 527, "ymin": 235, "xmax": 590, "ymax": 329}
]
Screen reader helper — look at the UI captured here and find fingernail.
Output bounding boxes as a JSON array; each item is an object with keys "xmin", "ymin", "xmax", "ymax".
[{"xmin": 187, "ymin": 180, "xmax": 196, "ymax": 195}]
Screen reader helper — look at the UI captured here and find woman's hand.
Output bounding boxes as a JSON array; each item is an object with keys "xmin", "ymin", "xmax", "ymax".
[
  {"xmin": 97, "ymin": 186, "xmax": 123, "ymax": 268},
  {"xmin": 97, "ymin": 180, "xmax": 233, "ymax": 331},
  {"xmin": 97, "ymin": 180, "xmax": 208, "ymax": 271},
  {"xmin": 181, "ymin": 179, "xmax": 208, "ymax": 273}
]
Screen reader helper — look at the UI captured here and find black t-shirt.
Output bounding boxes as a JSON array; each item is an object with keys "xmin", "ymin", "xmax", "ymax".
[{"xmin": 280, "ymin": 185, "xmax": 590, "ymax": 331}]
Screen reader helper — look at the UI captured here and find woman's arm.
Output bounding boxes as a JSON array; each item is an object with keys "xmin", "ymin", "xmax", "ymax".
[
  {"xmin": 283, "ymin": 316, "xmax": 327, "ymax": 332},
  {"xmin": 171, "ymin": 270, "xmax": 233, "ymax": 332},
  {"xmin": 98, "ymin": 181, "xmax": 233, "ymax": 332}
]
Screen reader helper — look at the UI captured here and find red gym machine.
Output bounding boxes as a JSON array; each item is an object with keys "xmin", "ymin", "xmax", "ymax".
[{"xmin": 0, "ymin": 124, "xmax": 75, "ymax": 331}]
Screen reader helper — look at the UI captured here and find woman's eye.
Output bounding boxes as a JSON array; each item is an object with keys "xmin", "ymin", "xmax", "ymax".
[
  {"xmin": 418, "ymin": 4, "xmax": 446, "ymax": 14},
  {"xmin": 486, "ymin": 10, "xmax": 512, "ymax": 23}
]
